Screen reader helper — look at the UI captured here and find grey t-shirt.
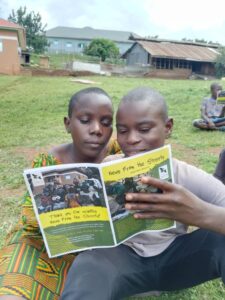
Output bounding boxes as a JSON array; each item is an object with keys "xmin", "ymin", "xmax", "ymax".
[
  {"xmin": 201, "ymin": 97, "xmax": 224, "ymax": 118},
  {"xmin": 124, "ymin": 158, "xmax": 225, "ymax": 257}
]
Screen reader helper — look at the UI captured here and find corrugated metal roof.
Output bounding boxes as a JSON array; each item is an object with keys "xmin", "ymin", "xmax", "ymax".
[
  {"xmin": 138, "ymin": 40, "xmax": 219, "ymax": 62},
  {"xmin": 46, "ymin": 26, "xmax": 140, "ymax": 43}
]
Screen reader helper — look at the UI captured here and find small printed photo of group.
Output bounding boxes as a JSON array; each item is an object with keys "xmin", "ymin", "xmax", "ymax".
[
  {"xmin": 26, "ymin": 166, "xmax": 105, "ymax": 214},
  {"xmin": 105, "ymin": 167, "xmax": 168, "ymax": 221}
]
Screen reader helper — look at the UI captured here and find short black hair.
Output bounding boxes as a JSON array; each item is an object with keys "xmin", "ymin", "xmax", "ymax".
[
  {"xmin": 120, "ymin": 87, "xmax": 168, "ymax": 121},
  {"xmin": 68, "ymin": 87, "xmax": 111, "ymax": 117},
  {"xmin": 210, "ymin": 82, "xmax": 222, "ymax": 91}
]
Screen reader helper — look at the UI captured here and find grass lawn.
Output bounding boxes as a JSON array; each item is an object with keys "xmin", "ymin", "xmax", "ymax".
[{"xmin": 0, "ymin": 74, "xmax": 225, "ymax": 299}]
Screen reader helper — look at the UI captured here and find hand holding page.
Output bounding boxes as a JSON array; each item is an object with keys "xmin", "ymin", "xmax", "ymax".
[{"xmin": 23, "ymin": 145, "xmax": 175, "ymax": 258}]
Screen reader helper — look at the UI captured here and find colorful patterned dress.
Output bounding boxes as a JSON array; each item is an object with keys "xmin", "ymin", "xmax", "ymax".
[{"xmin": 0, "ymin": 140, "xmax": 121, "ymax": 299}]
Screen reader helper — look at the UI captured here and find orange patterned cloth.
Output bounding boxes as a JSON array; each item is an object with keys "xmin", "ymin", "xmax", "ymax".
[{"xmin": 0, "ymin": 138, "xmax": 121, "ymax": 299}]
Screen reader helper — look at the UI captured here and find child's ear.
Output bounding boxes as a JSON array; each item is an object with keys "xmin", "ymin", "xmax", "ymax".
[
  {"xmin": 165, "ymin": 117, "xmax": 173, "ymax": 138},
  {"xmin": 64, "ymin": 117, "xmax": 71, "ymax": 134}
]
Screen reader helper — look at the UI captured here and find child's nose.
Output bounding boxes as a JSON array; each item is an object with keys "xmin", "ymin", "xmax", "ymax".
[
  {"xmin": 90, "ymin": 121, "xmax": 102, "ymax": 135},
  {"xmin": 126, "ymin": 131, "xmax": 140, "ymax": 144}
]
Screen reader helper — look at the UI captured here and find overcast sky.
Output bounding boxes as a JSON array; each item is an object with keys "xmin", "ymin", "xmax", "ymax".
[{"xmin": 1, "ymin": 0, "xmax": 225, "ymax": 44}]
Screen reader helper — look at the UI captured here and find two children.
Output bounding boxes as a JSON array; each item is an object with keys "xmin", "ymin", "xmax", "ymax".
[
  {"xmin": 2, "ymin": 86, "xmax": 225, "ymax": 300},
  {"xmin": 61, "ymin": 87, "xmax": 225, "ymax": 300}
]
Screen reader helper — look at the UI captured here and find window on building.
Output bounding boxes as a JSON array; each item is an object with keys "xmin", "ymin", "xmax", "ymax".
[
  {"xmin": 78, "ymin": 43, "xmax": 85, "ymax": 49},
  {"xmin": 53, "ymin": 40, "xmax": 58, "ymax": 45},
  {"xmin": 0, "ymin": 40, "xmax": 3, "ymax": 52},
  {"xmin": 152, "ymin": 57, "xmax": 191, "ymax": 70},
  {"xmin": 66, "ymin": 42, "xmax": 72, "ymax": 48}
]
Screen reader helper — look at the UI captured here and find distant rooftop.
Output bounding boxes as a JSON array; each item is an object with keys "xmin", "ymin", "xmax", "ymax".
[
  {"xmin": 0, "ymin": 18, "xmax": 23, "ymax": 29},
  {"xmin": 123, "ymin": 39, "xmax": 220, "ymax": 62},
  {"xmin": 46, "ymin": 26, "xmax": 140, "ymax": 43},
  {"xmin": 0, "ymin": 18, "xmax": 26, "ymax": 49},
  {"xmin": 130, "ymin": 37, "xmax": 221, "ymax": 48}
]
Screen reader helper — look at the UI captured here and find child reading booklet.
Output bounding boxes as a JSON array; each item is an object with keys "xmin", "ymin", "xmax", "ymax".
[{"xmin": 24, "ymin": 145, "xmax": 175, "ymax": 258}]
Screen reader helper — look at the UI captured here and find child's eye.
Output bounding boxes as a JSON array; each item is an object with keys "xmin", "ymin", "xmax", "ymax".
[
  {"xmin": 80, "ymin": 118, "xmax": 89, "ymax": 124},
  {"xmin": 139, "ymin": 128, "xmax": 150, "ymax": 133},
  {"xmin": 101, "ymin": 118, "xmax": 112, "ymax": 127},
  {"xmin": 117, "ymin": 129, "xmax": 127, "ymax": 134}
]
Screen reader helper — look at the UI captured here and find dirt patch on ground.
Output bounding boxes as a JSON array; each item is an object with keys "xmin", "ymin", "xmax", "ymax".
[
  {"xmin": 22, "ymin": 67, "xmax": 97, "ymax": 77},
  {"xmin": 1, "ymin": 186, "xmax": 25, "ymax": 198},
  {"xmin": 171, "ymin": 143, "xmax": 222, "ymax": 165},
  {"xmin": 13, "ymin": 145, "xmax": 54, "ymax": 163},
  {"xmin": 171, "ymin": 143, "xmax": 199, "ymax": 165},
  {"xmin": 207, "ymin": 146, "xmax": 221, "ymax": 157}
]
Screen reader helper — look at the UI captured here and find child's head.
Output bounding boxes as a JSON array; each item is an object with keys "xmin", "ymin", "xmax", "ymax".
[
  {"xmin": 116, "ymin": 87, "xmax": 173, "ymax": 157},
  {"xmin": 65, "ymin": 87, "xmax": 113, "ymax": 162},
  {"xmin": 210, "ymin": 83, "xmax": 222, "ymax": 99}
]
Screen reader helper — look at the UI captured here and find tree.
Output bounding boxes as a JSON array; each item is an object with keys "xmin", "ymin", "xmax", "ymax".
[
  {"xmin": 215, "ymin": 47, "xmax": 225, "ymax": 78},
  {"xmin": 8, "ymin": 6, "xmax": 48, "ymax": 53},
  {"xmin": 84, "ymin": 38, "xmax": 120, "ymax": 62}
]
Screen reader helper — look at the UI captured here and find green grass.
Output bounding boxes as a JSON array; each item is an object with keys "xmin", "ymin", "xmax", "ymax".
[{"xmin": 0, "ymin": 75, "xmax": 225, "ymax": 299}]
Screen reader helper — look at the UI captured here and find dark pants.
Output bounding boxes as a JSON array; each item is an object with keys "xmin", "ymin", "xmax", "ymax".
[
  {"xmin": 60, "ymin": 229, "xmax": 225, "ymax": 300},
  {"xmin": 214, "ymin": 148, "xmax": 225, "ymax": 184}
]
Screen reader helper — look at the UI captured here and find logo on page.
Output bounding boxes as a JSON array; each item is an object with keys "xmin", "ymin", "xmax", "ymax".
[{"xmin": 158, "ymin": 165, "xmax": 169, "ymax": 180}]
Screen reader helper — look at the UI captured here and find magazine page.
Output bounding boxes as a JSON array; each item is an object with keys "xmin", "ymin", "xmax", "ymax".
[
  {"xmin": 101, "ymin": 145, "xmax": 175, "ymax": 244},
  {"xmin": 217, "ymin": 91, "xmax": 225, "ymax": 105},
  {"xmin": 23, "ymin": 163, "xmax": 115, "ymax": 258}
]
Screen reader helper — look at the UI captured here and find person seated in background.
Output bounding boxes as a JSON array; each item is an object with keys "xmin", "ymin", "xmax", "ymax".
[
  {"xmin": 193, "ymin": 82, "xmax": 225, "ymax": 130},
  {"xmin": 214, "ymin": 147, "xmax": 225, "ymax": 184}
]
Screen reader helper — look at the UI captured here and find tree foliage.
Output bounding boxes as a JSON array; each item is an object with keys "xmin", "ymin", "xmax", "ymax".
[
  {"xmin": 215, "ymin": 47, "xmax": 225, "ymax": 78},
  {"xmin": 84, "ymin": 38, "xmax": 120, "ymax": 61},
  {"xmin": 8, "ymin": 6, "xmax": 48, "ymax": 53}
]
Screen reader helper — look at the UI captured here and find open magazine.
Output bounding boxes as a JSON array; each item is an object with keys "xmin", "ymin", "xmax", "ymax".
[
  {"xmin": 24, "ymin": 145, "xmax": 175, "ymax": 258},
  {"xmin": 217, "ymin": 90, "xmax": 225, "ymax": 105}
]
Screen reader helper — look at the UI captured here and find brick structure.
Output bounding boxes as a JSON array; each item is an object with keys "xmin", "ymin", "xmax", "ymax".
[{"xmin": 0, "ymin": 18, "xmax": 26, "ymax": 75}]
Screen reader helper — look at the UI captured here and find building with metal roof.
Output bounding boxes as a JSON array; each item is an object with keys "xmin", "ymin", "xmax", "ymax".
[
  {"xmin": 122, "ymin": 38, "xmax": 220, "ymax": 78},
  {"xmin": 46, "ymin": 26, "xmax": 140, "ymax": 55}
]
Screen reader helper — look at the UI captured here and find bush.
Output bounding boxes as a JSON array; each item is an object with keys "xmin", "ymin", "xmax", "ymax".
[
  {"xmin": 84, "ymin": 38, "xmax": 120, "ymax": 62},
  {"xmin": 215, "ymin": 47, "xmax": 225, "ymax": 78}
]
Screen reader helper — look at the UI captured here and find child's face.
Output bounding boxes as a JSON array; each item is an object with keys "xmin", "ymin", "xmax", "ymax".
[
  {"xmin": 116, "ymin": 100, "xmax": 172, "ymax": 157},
  {"xmin": 211, "ymin": 85, "xmax": 222, "ymax": 99},
  {"xmin": 65, "ymin": 93, "xmax": 113, "ymax": 161}
]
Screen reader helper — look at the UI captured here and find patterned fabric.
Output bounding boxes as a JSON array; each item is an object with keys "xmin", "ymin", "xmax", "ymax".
[
  {"xmin": 0, "ymin": 138, "xmax": 121, "ymax": 299},
  {"xmin": 106, "ymin": 136, "xmax": 121, "ymax": 155}
]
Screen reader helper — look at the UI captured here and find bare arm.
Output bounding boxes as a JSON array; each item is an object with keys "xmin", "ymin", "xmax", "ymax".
[{"xmin": 125, "ymin": 176, "xmax": 225, "ymax": 235}]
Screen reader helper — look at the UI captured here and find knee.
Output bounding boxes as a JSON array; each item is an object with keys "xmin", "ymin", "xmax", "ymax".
[
  {"xmin": 70, "ymin": 250, "xmax": 113, "ymax": 277},
  {"xmin": 67, "ymin": 249, "xmax": 120, "ymax": 290},
  {"xmin": 210, "ymin": 232, "xmax": 225, "ymax": 275},
  {"xmin": 192, "ymin": 119, "xmax": 205, "ymax": 128},
  {"xmin": 192, "ymin": 119, "xmax": 199, "ymax": 127},
  {"xmin": 63, "ymin": 250, "xmax": 122, "ymax": 299}
]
